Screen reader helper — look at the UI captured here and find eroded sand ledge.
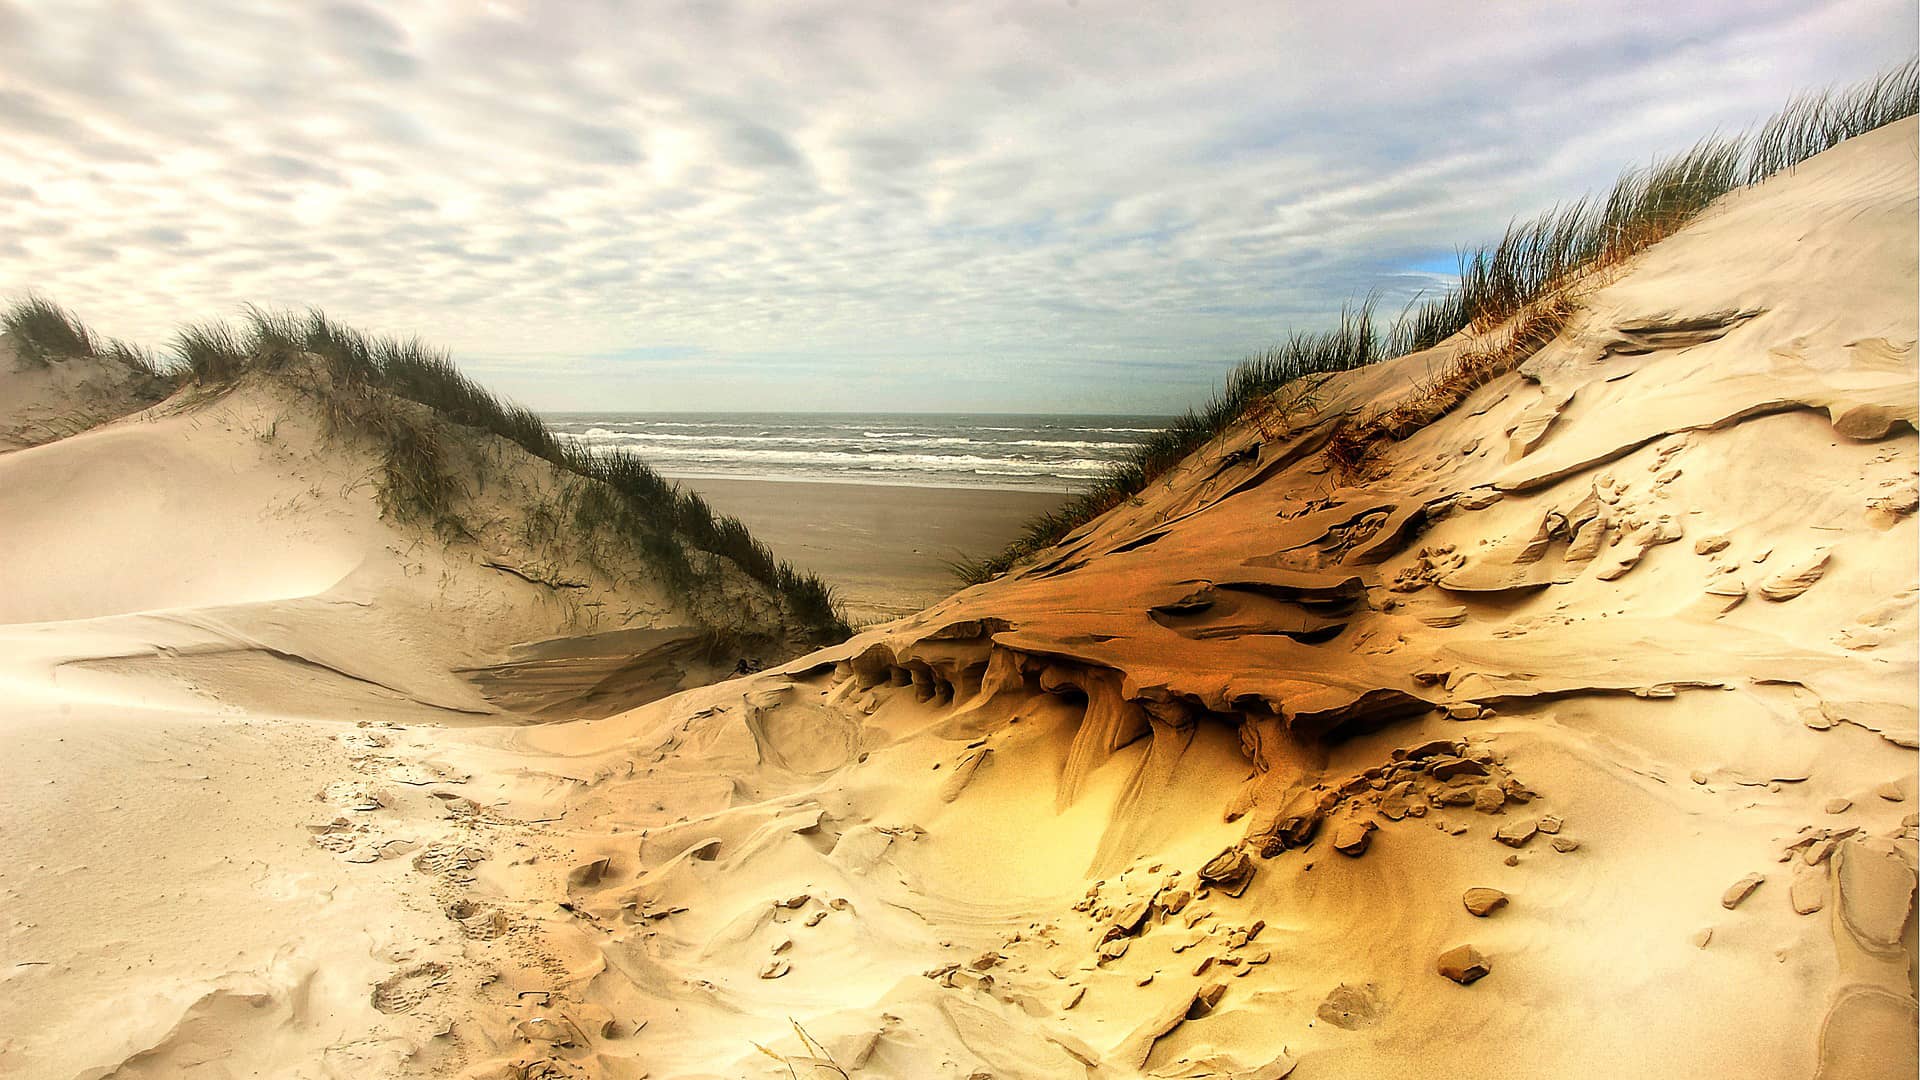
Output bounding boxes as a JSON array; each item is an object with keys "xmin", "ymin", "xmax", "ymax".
[{"xmin": 1, "ymin": 124, "xmax": 1916, "ymax": 1079}]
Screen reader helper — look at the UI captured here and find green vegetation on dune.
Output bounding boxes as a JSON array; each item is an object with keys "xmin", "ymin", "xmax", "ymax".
[
  {"xmin": 955, "ymin": 59, "xmax": 1920, "ymax": 585},
  {"xmin": 4, "ymin": 292, "xmax": 169, "ymax": 383},
  {"xmin": 1, "ymin": 300, "xmax": 851, "ymax": 644}
]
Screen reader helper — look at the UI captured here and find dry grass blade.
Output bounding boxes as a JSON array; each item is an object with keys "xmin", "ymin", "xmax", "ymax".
[{"xmin": 2, "ymin": 293, "xmax": 98, "ymax": 366}]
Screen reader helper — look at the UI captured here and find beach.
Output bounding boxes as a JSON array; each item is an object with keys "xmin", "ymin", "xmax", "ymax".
[
  {"xmin": 681, "ymin": 477, "xmax": 1065, "ymax": 623},
  {"xmin": 0, "ymin": 37, "xmax": 1915, "ymax": 1080}
]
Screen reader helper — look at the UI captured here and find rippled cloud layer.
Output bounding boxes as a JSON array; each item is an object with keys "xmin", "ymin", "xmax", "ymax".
[{"xmin": 2, "ymin": 0, "xmax": 1909, "ymax": 409}]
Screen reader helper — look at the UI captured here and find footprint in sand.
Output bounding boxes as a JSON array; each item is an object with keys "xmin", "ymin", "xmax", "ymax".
[
  {"xmin": 412, "ymin": 843, "xmax": 489, "ymax": 879},
  {"xmin": 318, "ymin": 779, "xmax": 385, "ymax": 812},
  {"xmin": 371, "ymin": 961, "xmax": 449, "ymax": 1014},
  {"xmin": 446, "ymin": 898, "xmax": 511, "ymax": 940}
]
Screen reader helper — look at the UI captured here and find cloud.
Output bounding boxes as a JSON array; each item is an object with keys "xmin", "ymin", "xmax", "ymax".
[{"xmin": 0, "ymin": 0, "xmax": 1911, "ymax": 412}]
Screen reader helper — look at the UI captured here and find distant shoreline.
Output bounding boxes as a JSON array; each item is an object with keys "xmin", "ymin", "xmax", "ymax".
[
  {"xmin": 658, "ymin": 469, "xmax": 1087, "ymax": 494},
  {"xmin": 679, "ymin": 476, "xmax": 1064, "ymax": 625},
  {"xmin": 542, "ymin": 411, "xmax": 1171, "ymax": 493}
]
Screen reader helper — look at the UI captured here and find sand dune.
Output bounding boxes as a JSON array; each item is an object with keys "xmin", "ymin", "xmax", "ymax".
[
  {"xmin": 0, "ymin": 364, "xmax": 809, "ymax": 1078},
  {"xmin": 361, "ymin": 119, "xmax": 1910, "ymax": 1078},
  {"xmin": 0, "ymin": 338, "xmax": 168, "ymax": 452},
  {"xmin": 2, "ymin": 124, "xmax": 1915, "ymax": 1080}
]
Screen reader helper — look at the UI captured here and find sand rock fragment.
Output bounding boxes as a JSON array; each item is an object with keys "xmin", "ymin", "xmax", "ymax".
[
  {"xmin": 1472, "ymin": 786, "xmax": 1506, "ymax": 814},
  {"xmin": 1722, "ymin": 874, "xmax": 1766, "ymax": 909},
  {"xmin": 1436, "ymin": 945, "xmax": 1491, "ymax": 985},
  {"xmin": 1379, "ymin": 780, "xmax": 1415, "ymax": 821},
  {"xmin": 1813, "ymin": 986, "xmax": 1920, "ymax": 1080},
  {"xmin": 1805, "ymin": 839, "xmax": 1840, "ymax": 867},
  {"xmin": 1834, "ymin": 837, "xmax": 1917, "ymax": 956},
  {"xmin": 1702, "ymin": 574, "xmax": 1748, "ymax": 611},
  {"xmin": 1109, "ymin": 899, "xmax": 1151, "ymax": 937},
  {"xmin": 1495, "ymin": 820, "xmax": 1538, "ymax": 847},
  {"xmin": 1561, "ymin": 518, "xmax": 1603, "ymax": 562},
  {"xmin": 1315, "ymin": 983, "xmax": 1382, "ymax": 1029},
  {"xmin": 1876, "ymin": 781, "xmax": 1906, "ymax": 802},
  {"xmin": 1825, "ymin": 797, "xmax": 1853, "ymax": 814},
  {"xmin": 1114, "ymin": 993, "xmax": 1197, "ymax": 1068},
  {"xmin": 1790, "ymin": 867, "xmax": 1829, "ymax": 915},
  {"xmin": 1430, "ymin": 756, "xmax": 1489, "ymax": 780},
  {"xmin": 1331, "ymin": 819, "xmax": 1376, "ymax": 856},
  {"xmin": 1402, "ymin": 739, "xmax": 1463, "ymax": 760},
  {"xmin": 1463, "ymin": 887, "xmax": 1509, "ymax": 917},
  {"xmin": 1199, "ymin": 847, "xmax": 1256, "ymax": 897},
  {"xmin": 1550, "ymin": 836, "xmax": 1581, "ymax": 853},
  {"xmin": 1758, "ymin": 549, "xmax": 1829, "ymax": 601},
  {"xmin": 1187, "ymin": 982, "xmax": 1228, "ymax": 1019}
]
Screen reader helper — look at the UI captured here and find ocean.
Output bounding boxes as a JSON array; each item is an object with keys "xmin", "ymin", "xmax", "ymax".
[{"xmin": 541, "ymin": 412, "xmax": 1173, "ymax": 492}]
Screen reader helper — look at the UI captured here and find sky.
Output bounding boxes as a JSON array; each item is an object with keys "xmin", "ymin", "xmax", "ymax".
[{"xmin": 2, "ymin": 1, "xmax": 1913, "ymax": 413}]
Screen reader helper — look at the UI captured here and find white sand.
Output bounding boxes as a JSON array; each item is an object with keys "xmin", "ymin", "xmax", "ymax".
[{"xmin": 1, "ymin": 121, "xmax": 1914, "ymax": 1079}]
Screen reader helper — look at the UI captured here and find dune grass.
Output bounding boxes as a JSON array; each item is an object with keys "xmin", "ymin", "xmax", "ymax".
[
  {"xmin": 1747, "ymin": 62, "xmax": 1920, "ymax": 183},
  {"xmin": 2, "ymin": 293, "xmax": 167, "ymax": 380},
  {"xmin": 229, "ymin": 307, "xmax": 851, "ymax": 641},
  {"xmin": 1, "ymin": 299, "xmax": 850, "ymax": 643},
  {"xmin": 954, "ymin": 302, "xmax": 1378, "ymax": 581},
  {"xmin": 954, "ymin": 59, "xmax": 1919, "ymax": 584}
]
